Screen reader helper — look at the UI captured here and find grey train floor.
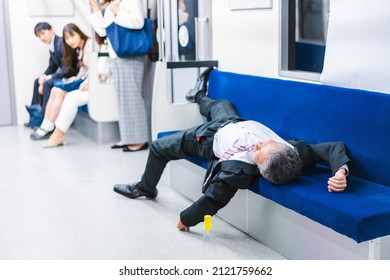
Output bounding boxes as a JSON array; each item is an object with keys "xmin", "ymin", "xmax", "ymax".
[{"xmin": 0, "ymin": 126, "xmax": 285, "ymax": 260}]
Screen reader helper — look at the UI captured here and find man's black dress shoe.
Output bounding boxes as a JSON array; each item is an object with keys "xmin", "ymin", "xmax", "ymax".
[
  {"xmin": 185, "ymin": 67, "xmax": 215, "ymax": 103},
  {"xmin": 113, "ymin": 182, "xmax": 158, "ymax": 199},
  {"xmin": 122, "ymin": 142, "xmax": 148, "ymax": 152}
]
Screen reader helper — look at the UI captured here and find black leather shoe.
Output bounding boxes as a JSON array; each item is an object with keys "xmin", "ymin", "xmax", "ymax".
[
  {"xmin": 111, "ymin": 143, "xmax": 126, "ymax": 149},
  {"xmin": 31, "ymin": 129, "xmax": 53, "ymax": 140},
  {"xmin": 113, "ymin": 182, "xmax": 158, "ymax": 199},
  {"xmin": 122, "ymin": 142, "xmax": 148, "ymax": 152},
  {"xmin": 185, "ymin": 67, "xmax": 215, "ymax": 103}
]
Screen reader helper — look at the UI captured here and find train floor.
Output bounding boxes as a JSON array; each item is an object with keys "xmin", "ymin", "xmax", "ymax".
[{"xmin": 0, "ymin": 125, "xmax": 285, "ymax": 260}]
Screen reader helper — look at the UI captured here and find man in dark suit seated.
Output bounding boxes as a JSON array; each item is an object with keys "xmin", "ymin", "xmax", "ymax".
[
  {"xmin": 26, "ymin": 22, "xmax": 78, "ymax": 128},
  {"xmin": 113, "ymin": 69, "xmax": 350, "ymax": 231}
]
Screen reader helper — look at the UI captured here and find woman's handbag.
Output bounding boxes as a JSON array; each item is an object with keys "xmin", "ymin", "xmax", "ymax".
[
  {"xmin": 25, "ymin": 104, "xmax": 43, "ymax": 128},
  {"xmin": 105, "ymin": 18, "xmax": 153, "ymax": 58}
]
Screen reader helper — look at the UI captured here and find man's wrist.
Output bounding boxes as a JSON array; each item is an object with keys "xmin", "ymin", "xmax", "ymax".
[{"xmin": 338, "ymin": 164, "xmax": 349, "ymax": 176}]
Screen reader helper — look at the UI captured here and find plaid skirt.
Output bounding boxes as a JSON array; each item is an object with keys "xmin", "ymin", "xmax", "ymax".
[{"xmin": 111, "ymin": 56, "xmax": 148, "ymax": 144}]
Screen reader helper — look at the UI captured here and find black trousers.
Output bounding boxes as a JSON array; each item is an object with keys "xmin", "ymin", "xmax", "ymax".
[
  {"xmin": 30, "ymin": 78, "xmax": 55, "ymax": 108},
  {"xmin": 30, "ymin": 78, "xmax": 41, "ymax": 105},
  {"xmin": 139, "ymin": 97, "xmax": 239, "ymax": 192},
  {"xmin": 40, "ymin": 79, "xmax": 55, "ymax": 117}
]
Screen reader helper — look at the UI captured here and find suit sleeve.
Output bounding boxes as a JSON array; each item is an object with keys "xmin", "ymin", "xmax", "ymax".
[
  {"xmin": 308, "ymin": 142, "xmax": 351, "ymax": 175},
  {"xmin": 43, "ymin": 52, "xmax": 60, "ymax": 76},
  {"xmin": 180, "ymin": 172, "xmax": 238, "ymax": 227},
  {"xmin": 179, "ymin": 160, "xmax": 259, "ymax": 227},
  {"xmin": 44, "ymin": 38, "xmax": 65, "ymax": 79}
]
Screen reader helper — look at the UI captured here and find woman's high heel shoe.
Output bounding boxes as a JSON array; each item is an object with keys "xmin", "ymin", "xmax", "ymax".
[
  {"xmin": 42, "ymin": 137, "xmax": 67, "ymax": 148},
  {"xmin": 122, "ymin": 142, "xmax": 148, "ymax": 152}
]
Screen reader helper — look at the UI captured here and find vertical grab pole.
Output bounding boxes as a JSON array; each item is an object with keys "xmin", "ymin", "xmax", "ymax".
[
  {"xmin": 194, "ymin": 17, "xmax": 209, "ymax": 75},
  {"xmin": 157, "ymin": 0, "xmax": 165, "ymax": 61}
]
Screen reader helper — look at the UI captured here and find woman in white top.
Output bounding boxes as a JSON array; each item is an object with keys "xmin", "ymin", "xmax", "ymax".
[
  {"xmin": 89, "ymin": 0, "xmax": 149, "ymax": 152},
  {"xmin": 31, "ymin": 23, "xmax": 92, "ymax": 143}
]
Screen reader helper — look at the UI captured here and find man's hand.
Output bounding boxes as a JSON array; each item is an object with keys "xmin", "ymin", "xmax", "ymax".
[
  {"xmin": 38, "ymin": 75, "xmax": 47, "ymax": 85},
  {"xmin": 68, "ymin": 76, "xmax": 77, "ymax": 83},
  {"xmin": 89, "ymin": 0, "xmax": 100, "ymax": 12},
  {"xmin": 110, "ymin": 1, "xmax": 120, "ymax": 16},
  {"xmin": 328, "ymin": 168, "xmax": 347, "ymax": 192},
  {"xmin": 38, "ymin": 84, "xmax": 44, "ymax": 95},
  {"xmin": 177, "ymin": 218, "xmax": 190, "ymax": 231}
]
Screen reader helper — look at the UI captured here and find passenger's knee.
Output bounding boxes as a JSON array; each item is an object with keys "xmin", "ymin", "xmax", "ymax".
[
  {"xmin": 52, "ymin": 87, "xmax": 66, "ymax": 98},
  {"xmin": 216, "ymin": 99, "xmax": 233, "ymax": 107},
  {"xmin": 51, "ymin": 87, "xmax": 60, "ymax": 95},
  {"xmin": 150, "ymin": 140, "xmax": 159, "ymax": 153}
]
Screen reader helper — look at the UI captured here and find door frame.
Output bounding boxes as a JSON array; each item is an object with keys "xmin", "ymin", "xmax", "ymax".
[{"xmin": 0, "ymin": 0, "xmax": 17, "ymax": 126}]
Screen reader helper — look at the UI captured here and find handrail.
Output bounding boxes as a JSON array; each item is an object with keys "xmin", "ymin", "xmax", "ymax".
[{"xmin": 157, "ymin": 0, "xmax": 165, "ymax": 61}]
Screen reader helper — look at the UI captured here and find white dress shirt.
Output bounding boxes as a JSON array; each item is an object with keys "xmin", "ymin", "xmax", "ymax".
[{"xmin": 213, "ymin": 120, "xmax": 293, "ymax": 164}]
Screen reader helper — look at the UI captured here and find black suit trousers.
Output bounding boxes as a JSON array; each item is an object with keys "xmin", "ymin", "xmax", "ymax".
[
  {"xmin": 31, "ymin": 78, "xmax": 41, "ymax": 106},
  {"xmin": 139, "ymin": 97, "xmax": 239, "ymax": 193},
  {"xmin": 40, "ymin": 79, "xmax": 56, "ymax": 117}
]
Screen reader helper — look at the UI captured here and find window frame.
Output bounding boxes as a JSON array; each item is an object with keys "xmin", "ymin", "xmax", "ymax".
[{"xmin": 279, "ymin": 0, "xmax": 329, "ymax": 81}]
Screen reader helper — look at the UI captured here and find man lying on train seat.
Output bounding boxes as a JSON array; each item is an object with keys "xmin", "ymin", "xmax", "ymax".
[{"xmin": 113, "ymin": 68, "xmax": 350, "ymax": 231}]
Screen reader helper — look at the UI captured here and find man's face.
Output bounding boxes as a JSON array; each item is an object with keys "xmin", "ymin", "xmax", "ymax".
[
  {"xmin": 253, "ymin": 139, "xmax": 279, "ymax": 165},
  {"xmin": 36, "ymin": 29, "xmax": 54, "ymax": 44}
]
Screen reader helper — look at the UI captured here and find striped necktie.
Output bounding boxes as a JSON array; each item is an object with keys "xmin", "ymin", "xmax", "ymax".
[{"xmin": 220, "ymin": 144, "xmax": 254, "ymax": 161}]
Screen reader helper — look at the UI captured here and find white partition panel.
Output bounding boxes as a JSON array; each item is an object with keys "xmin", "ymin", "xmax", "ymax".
[
  {"xmin": 88, "ymin": 53, "xmax": 118, "ymax": 123},
  {"xmin": 0, "ymin": 0, "xmax": 13, "ymax": 126},
  {"xmin": 321, "ymin": 0, "xmax": 390, "ymax": 93},
  {"xmin": 151, "ymin": 61, "xmax": 203, "ymax": 140}
]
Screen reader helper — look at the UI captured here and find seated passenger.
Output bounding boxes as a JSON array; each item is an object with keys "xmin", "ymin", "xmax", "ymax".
[
  {"xmin": 31, "ymin": 23, "xmax": 92, "ymax": 141},
  {"xmin": 25, "ymin": 22, "xmax": 73, "ymax": 128},
  {"xmin": 112, "ymin": 68, "xmax": 351, "ymax": 231},
  {"xmin": 42, "ymin": 34, "xmax": 108, "ymax": 148}
]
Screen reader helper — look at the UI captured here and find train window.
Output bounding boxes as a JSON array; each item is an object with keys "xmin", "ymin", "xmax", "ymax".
[{"xmin": 280, "ymin": 0, "xmax": 329, "ymax": 81}]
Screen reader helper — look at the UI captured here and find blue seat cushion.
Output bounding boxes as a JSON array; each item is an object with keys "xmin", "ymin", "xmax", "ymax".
[
  {"xmin": 250, "ymin": 166, "xmax": 390, "ymax": 243},
  {"xmin": 78, "ymin": 104, "xmax": 89, "ymax": 113},
  {"xmin": 204, "ymin": 70, "xmax": 390, "ymax": 242},
  {"xmin": 157, "ymin": 69, "xmax": 390, "ymax": 243},
  {"xmin": 165, "ymin": 144, "xmax": 390, "ymax": 242},
  {"xmin": 207, "ymin": 71, "xmax": 390, "ymax": 187}
]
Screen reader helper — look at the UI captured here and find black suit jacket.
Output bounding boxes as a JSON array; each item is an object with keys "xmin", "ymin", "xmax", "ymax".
[
  {"xmin": 180, "ymin": 139, "xmax": 350, "ymax": 227},
  {"xmin": 43, "ymin": 35, "xmax": 64, "ymax": 79}
]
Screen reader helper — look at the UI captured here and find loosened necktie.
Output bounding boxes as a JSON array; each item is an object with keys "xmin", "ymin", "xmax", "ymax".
[{"xmin": 220, "ymin": 144, "xmax": 254, "ymax": 161}]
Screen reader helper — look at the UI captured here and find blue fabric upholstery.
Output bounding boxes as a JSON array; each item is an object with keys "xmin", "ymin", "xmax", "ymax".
[
  {"xmin": 207, "ymin": 71, "xmax": 390, "ymax": 187},
  {"xmin": 206, "ymin": 70, "xmax": 390, "ymax": 243},
  {"xmin": 159, "ymin": 70, "xmax": 390, "ymax": 242},
  {"xmin": 252, "ymin": 169, "xmax": 390, "ymax": 242},
  {"xmin": 78, "ymin": 105, "xmax": 89, "ymax": 113}
]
